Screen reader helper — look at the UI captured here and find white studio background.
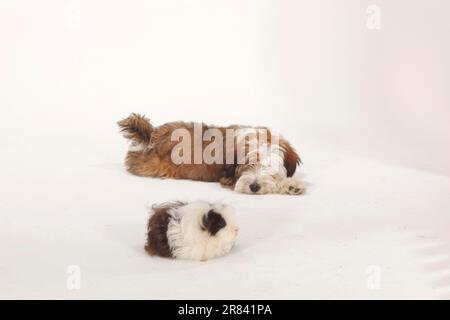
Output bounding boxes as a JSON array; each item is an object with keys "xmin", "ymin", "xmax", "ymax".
[
  {"xmin": 1, "ymin": 1, "xmax": 450, "ymax": 299},
  {"xmin": 1, "ymin": 0, "xmax": 449, "ymax": 173}
]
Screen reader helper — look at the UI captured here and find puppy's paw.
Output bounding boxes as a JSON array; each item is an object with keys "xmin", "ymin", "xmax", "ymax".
[
  {"xmin": 278, "ymin": 178, "xmax": 307, "ymax": 195},
  {"xmin": 219, "ymin": 177, "xmax": 235, "ymax": 189}
]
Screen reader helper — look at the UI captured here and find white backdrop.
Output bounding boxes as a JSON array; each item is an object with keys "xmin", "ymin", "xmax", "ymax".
[
  {"xmin": 1, "ymin": 0, "xmax": 449, "ymax": 173},
  {"xmin": 1, "ymin": 1, "xmax": 450, "ymax": 299}
]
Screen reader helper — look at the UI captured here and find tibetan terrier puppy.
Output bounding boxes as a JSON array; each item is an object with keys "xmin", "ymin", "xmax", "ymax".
[{"xmin": 118, "ymin": 113, "xmax": 306, "ymax": 195}]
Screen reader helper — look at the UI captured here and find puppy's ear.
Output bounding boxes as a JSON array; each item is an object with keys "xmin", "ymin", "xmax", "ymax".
[
  {"xmin": 280, "ymin": 138, "xmax": 301, "ymax": 177},
  {"xmin": 202, "ymin": 210, "xmax": 226, "ymax": 236},
  {"xmin": 222, "ymin": 164, "xmax": 237, "ymax": 178}
]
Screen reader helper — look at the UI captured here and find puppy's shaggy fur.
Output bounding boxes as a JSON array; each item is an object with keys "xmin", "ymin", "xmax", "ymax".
[
  {"xmin": 118, "ymin": 113, "xmax": 306, "ymax": 195},
  {"xmin": 145, "ymin": 201, "xmax": 238, "ymax": 260}
]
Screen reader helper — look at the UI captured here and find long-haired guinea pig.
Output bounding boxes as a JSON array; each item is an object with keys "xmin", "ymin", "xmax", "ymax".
[{"xmin": 145, "ymin": 201, "xmax": 238, "ymax": 261}]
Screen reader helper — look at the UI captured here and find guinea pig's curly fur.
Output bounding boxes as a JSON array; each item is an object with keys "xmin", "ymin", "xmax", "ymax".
[{"xmin": 145, "ymin": 201, "xmax": 238, "ymax": 261}]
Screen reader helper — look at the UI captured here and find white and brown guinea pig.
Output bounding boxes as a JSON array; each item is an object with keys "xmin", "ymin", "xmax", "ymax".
[{"xmin": 145, "ymin": 201, "xmax": 238, "ymax": 261}]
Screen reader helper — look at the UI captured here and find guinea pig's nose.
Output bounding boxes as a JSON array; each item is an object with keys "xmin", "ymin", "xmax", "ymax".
[{"xmin": 249, "ymin": 182, "xmax": 261, "ymax": 193}]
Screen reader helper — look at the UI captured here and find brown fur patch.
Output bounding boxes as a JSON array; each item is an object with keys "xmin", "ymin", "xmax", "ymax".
[
  {"xmin": 118, "ymin": 113, "xmax": 153, "ymax": 146},
  {"xmin": 279, "ymin": 138, "xmax": 301, "ymax": 177},
  {"xmin": 145, "ymin": 202, "xmax": 184, "ymax": 258},
  {"xmin": 202, "ymin": 210, "xmax": 226, "ymax": 236}
]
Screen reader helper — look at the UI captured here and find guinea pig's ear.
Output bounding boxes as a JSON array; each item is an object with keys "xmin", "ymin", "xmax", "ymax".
[{"xmin": 202, "ymin": 210, "xmax": 227, "ymax": 236}]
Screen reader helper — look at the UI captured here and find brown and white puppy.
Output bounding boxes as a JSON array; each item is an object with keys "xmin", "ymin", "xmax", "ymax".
[
  {"xmin": 118, "ymin": 114, "xmax": 306, "ymax": 195},
  {"xmin": 145, "ymin": 201, "xmax": 238, "ymax": 261}
]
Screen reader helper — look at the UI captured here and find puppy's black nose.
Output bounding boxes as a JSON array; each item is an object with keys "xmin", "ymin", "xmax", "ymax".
[{"xmin": 249, "ymin": 183, "xmax": 261, "ymax": 193}]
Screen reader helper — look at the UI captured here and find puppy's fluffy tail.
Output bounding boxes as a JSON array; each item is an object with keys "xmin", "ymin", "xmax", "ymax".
[{"xmin": 118, "ymin": 113, "xmax": 154, "ymax": 150}]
